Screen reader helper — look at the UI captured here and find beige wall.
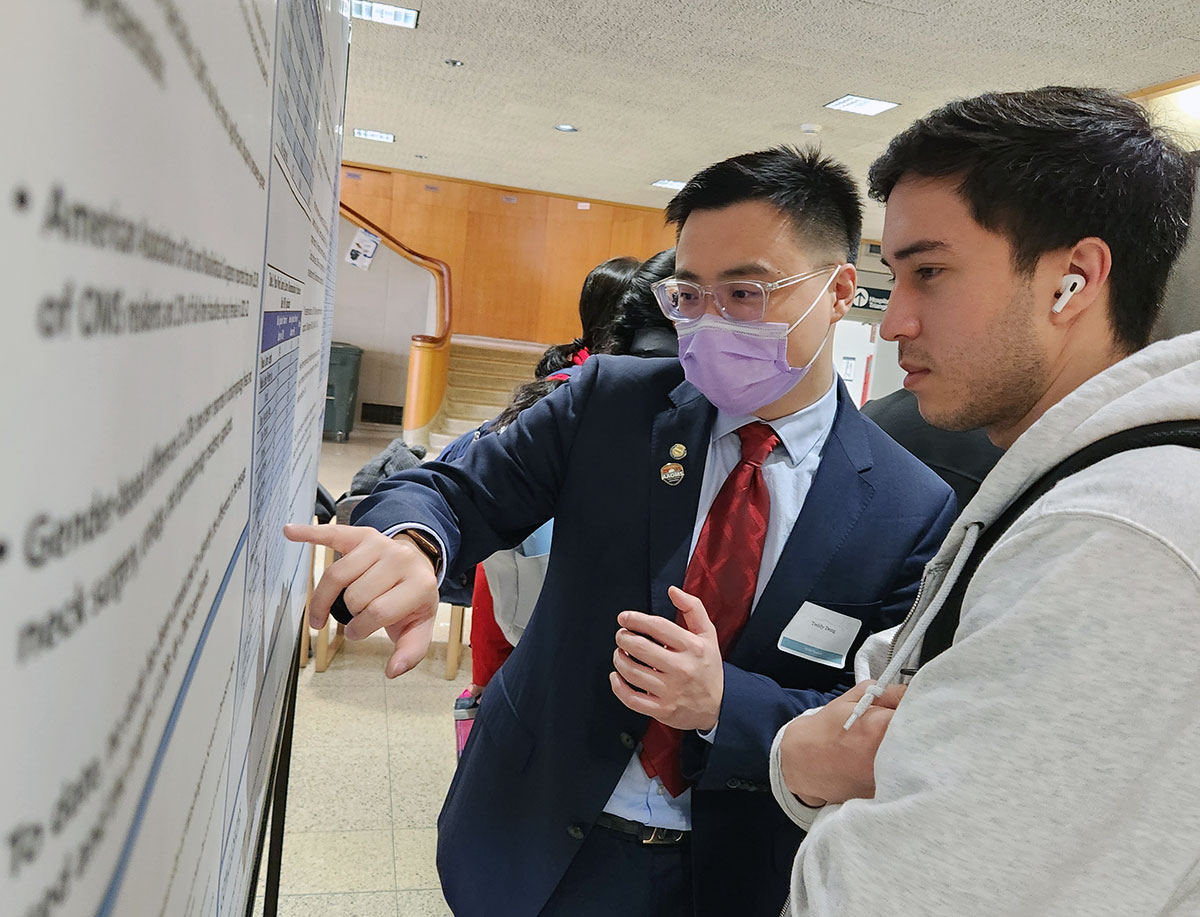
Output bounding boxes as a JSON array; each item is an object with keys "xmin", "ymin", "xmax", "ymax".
[{"xmin": 332, "ymin": 215, "xmax": 437, "ymax": 408}]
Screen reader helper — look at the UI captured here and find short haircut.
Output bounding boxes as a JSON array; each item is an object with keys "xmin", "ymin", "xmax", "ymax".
[
  {"xmin": 666, "ymin": 146, "xmax": 863, "ymax": 263},
  {"xmin": 868, "ymin": 86, "xmax": 1198, "ymax": 351}
]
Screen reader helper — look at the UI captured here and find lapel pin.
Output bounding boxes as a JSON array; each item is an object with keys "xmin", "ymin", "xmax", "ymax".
[
  {"xmin": 669, "ymin": 443, "xmax": 687, "ymax": 460},
  {"xmin": 660, "ymin": 462, "xmax": 685, "ymax": 486}
]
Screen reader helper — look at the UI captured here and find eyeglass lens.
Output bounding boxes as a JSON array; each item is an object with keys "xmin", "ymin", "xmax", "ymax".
[{"xmin": 661, "ymin": 281, "xmax": 767, "ymax": 322}]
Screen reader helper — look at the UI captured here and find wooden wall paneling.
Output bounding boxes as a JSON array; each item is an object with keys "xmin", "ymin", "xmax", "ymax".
[
  {"xmin": 393, "ymin": 172, "xmax": 472, "ymax": 213},
  {"xmin": 466, "ymin": 184, "xmax": 551, "ymax": 220},
  {"xmin": 609, "ymin": 205, "xmax": 674, "ymax": 262},
  {"xmin": 461, "ymin": 213, "xmax": 547, "ymax": 340},
  {"xmin": 341, "ymin": 164, "xmax": 679, "ymax": 344},
  {"xmin": 609, "ymin": 209, "xmax": 648, "ymax": 259},
  {"xmin": 340, "ymin": 166, "xmax": 393, "ymax": 227},
  {"xmin": 340, "ymin": 190, "xmax": 392, "ymax": 229},
  {"xmin": 535, "ymin": 197, "xmax": 620, "ymax": 344},
  {"xmin": 638, "ymin": 208, "xmax": 675, "ymax": 256},
  {"xmin": 388, "ymin": 202, "xmax": 469, "ymax": 294},
  {"xmin": 387, "ymin": 174, "xmax": 470, "ymax": 284},
  {"xmin": 461, "ymin": 186, "xmax": 551, "ymax": 340},
  {"xmin": 341, "ymin": 165, "xmax": 393, "ymax": 197}
]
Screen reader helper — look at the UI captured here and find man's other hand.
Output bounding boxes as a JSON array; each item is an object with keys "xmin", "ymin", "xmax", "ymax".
[
  {"xmin": 779, "ymin": 680, "xmax": 907, "ymax": 806},
  {"xmin": 609, "ymin": 586, "xmax": 724, "ymax": 732}
]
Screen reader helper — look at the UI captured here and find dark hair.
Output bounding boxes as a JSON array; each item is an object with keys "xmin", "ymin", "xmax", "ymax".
[
  {"xmin": 608, "ymin": 248, "xmax": 678, "ymax": 356},
  {"xmin": 491, "ymin": 379, "xmax": 565, "ymax": 429},
  {"xmin": 577, "ymin": 256, "xmax": 641, "ymax": 350},
  {"xmin": 492, "ymin": 256, "xmax": 639, "ymax": 429},
  {"xmin": 666, "ymin": 145, "xmax": 863, "ymax": 263},
  {"xmin": 868, "ymin": 86, "xmax": 1197, "ymax": 351}
]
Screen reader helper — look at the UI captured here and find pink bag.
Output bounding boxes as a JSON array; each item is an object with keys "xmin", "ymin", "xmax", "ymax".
[{"xmin": 453, "ymin": 689, "xmax": 478, "ymax": 759}]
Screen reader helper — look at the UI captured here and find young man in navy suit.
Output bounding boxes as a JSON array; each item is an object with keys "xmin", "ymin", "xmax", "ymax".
[{"xmin": 286, "ymin": 147, "xmax": 957, "ymax": 917}]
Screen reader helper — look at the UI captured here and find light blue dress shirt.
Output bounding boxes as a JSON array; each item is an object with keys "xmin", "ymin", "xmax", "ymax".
[{"xmin": 601, "ymin": 378, "xmax": 839, "ymax": 830}]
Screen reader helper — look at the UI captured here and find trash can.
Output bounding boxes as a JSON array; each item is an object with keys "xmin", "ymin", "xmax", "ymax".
[{"xmin": 324, "ymin": 342, "xmax": 363, "ymax": 442}]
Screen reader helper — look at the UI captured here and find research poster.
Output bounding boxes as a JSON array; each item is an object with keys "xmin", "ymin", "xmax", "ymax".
[{"xmin": 0, "ymin": 1, "xmax": 350, "ymax": 915}]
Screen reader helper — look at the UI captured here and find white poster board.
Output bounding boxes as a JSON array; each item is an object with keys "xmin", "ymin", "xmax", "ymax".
[{"xmin": 0, "ymin": 1, "xmax": 350, "ymax": 914}]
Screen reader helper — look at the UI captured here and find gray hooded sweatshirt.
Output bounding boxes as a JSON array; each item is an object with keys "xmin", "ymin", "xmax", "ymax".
[{"xmin": 770, "ymin": 330, "xmax": 1200, "ymax": 916}]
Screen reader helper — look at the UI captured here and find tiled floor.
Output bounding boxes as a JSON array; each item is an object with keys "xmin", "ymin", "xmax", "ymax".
[{"xmin": 254, "ymin": 425, "xmax": 469, "ymax": 916}]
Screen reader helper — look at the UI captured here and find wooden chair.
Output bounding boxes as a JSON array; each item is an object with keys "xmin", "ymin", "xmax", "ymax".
[
  {"xmin": 445, "ymin": 604, "xmax": 466, "ymax": 679},
  {"xmin": 298, "ymin": 530, "xmax": 345, "ymax": 672},
  {"xmin": 299, "ymin": 496, "xmax": 468, "ymax": 678}
]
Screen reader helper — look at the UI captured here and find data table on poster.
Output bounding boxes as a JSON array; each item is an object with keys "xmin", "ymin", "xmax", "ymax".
[{"xmin": 246, "ymin": 276, "xmax": 303, "ymax": 672}]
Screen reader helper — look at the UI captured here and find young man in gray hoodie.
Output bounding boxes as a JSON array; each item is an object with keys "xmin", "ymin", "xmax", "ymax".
[{"xmin": 769, "ymin": 87, "xmax": 1200, "ymax": 915}]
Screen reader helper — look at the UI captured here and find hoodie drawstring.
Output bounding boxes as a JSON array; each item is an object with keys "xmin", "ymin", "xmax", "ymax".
[{"xmin": 842, "ymin": 523, "xmax": 983, "ymax": 731}]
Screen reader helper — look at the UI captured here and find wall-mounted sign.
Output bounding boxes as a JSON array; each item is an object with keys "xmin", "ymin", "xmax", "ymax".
[
  {"xmin": 852, "ymin": 286, "xmax": 891, "ymax": 311},
  {"xmin": 346, "ymin": 227, "xmax": 380, "ymax": 270}
]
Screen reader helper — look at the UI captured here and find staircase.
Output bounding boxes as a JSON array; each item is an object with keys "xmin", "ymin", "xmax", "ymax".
[{"xmin": 428, "ymin": 338, "xmax": 544, "ymax": 456}]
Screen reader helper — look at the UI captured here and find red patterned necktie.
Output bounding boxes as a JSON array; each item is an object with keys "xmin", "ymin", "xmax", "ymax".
[{"xmin": 639, "ymin": 422, "xmax": 780, "ymax": 796}]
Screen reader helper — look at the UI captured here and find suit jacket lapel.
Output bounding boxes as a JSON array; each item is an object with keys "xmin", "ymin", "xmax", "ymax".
[
  {"xmin": 647, "ymin": 380, "xmax": 715, "ymax": 622},
  {"xmin": 730, "ymin": 381, "xmax": 876, "ymax": 665}
]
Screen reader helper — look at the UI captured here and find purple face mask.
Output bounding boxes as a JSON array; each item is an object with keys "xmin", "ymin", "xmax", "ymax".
[{"xmin": 677, "ymin": 270, "xmax": 838, "ymax": 415}]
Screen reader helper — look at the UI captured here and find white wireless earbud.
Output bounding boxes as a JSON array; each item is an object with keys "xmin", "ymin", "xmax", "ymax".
[{"xmin": 1052, "ymin": 274, "xmax": 1086, "ymax": 313}]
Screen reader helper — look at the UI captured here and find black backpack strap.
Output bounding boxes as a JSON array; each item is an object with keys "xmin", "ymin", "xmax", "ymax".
[{"xmin": 918, "ymin": 420, "xmax": 1200, "ymax": 667}]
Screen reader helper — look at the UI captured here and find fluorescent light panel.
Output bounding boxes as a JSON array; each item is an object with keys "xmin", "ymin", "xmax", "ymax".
[
  {"xmin": 351, "ymin": 1, "xmax": 418, "ymax": 28},
  {"xmin": 824, "ymin": 94, "xmax": 899, "ymax": 116},
  {"xmin": 353, "ymin": 128, "xmax": 394, "ymax": 142},
  {"xmin": 1175, "ymin": 84, "xmax": 1200, "ymax": 118},
  {"xmin": 652, "ymin": 179, "xmax": 686, "ymax": 190}
]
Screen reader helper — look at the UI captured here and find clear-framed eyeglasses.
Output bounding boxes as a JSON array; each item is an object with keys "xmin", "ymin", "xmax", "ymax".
[{"xmin": 652, "ymin": 265, "xmax": 838, "ymax": 324}]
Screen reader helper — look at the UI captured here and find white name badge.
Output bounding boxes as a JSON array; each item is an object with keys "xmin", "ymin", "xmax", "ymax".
[{"xmin": 777, "ymin": 602, "xmax": 863, "ymax": 668}]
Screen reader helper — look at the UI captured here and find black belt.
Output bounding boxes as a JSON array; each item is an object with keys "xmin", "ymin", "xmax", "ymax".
[{"xmin": 595, "ymin": 813, "xmax": 689, "ymax": 846}]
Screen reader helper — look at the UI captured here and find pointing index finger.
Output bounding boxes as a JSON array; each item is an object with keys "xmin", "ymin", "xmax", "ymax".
[{"xmin": 283, "ymin": 522, "xmax": 368, "ymax": 554}]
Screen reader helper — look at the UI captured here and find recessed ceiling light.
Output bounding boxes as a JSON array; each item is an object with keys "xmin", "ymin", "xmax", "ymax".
[
  {"xmin": 824, "ymin": 94, "xmax": 899, "ymax": 116},
  {"xmin": 651, "ymin": 179, "xmax": 686, "ymax": 190},
  {"xmin": 799, "ymin": 123, "xmax": 822, "ymax": 134},
  {"xmin": 351, "ymin": 1, "xmax": 418, "ymax": 28},
  {"xmin": 444, "ymin": 59, "xmax": 464, "ymax": 67},
  {"xmin": 554, "ymin": 124, "xmax": 579, "ymax": 133},
  {"xmin": 353, "ymin": 128, "xmax": 394, "ymax": 142}
]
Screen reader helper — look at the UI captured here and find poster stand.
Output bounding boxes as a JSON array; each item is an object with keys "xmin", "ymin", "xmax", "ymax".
[{"xmin": 242, "ymin": 622, "xmax": 302, "ymax": 917}]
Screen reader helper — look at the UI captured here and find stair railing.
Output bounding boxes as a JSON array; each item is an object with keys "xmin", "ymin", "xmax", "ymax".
[{"xmin": 338, "ymin": 202, "xmax": 453, "ymax": 448}]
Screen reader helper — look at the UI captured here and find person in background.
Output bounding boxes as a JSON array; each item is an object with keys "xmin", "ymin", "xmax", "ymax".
[
  {"xmin": 1151, "ymin": 186, "xmax": 1200, "ymax": 343},
  {"xmin": 861, "ymin": 387, "xmax": 1001, "ymax": 508},
  {"xmin": 609, "ymin": 248, "xmax": 680, "ymax": 358},
  {"xmin": 436, "ymin": 255, "xmax": 639, "ymax": 472},
  {"xmin": 771, "ymin": 86, "xmax": 1200, "ymax": 916},
  {"xmin": 284, "ymin": 146, "xmax": 957, "ymax": 916},
  {"xmin": 454, "ymin": 252, "xmax": 687, "ymax": 755},
  {"xmin": 439, "ymin": 256, "xmax": 643, "ymax": 706}
]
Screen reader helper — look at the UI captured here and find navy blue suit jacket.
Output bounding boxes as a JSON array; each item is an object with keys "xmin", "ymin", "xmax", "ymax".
[{"xmin": 353, "ymin": 356, "xmax": 956, "ymax": 916}]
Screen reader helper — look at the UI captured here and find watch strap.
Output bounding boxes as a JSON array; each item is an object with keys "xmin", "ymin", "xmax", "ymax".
[{"xmin": 397, "ymin": 527, "xmax": 443, "ymax": 576}]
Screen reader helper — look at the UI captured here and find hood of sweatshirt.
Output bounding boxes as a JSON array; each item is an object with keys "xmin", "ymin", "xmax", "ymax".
[{"xmin": 845, "ymin": 329, "xmax": 1200, "ymax": 728}]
